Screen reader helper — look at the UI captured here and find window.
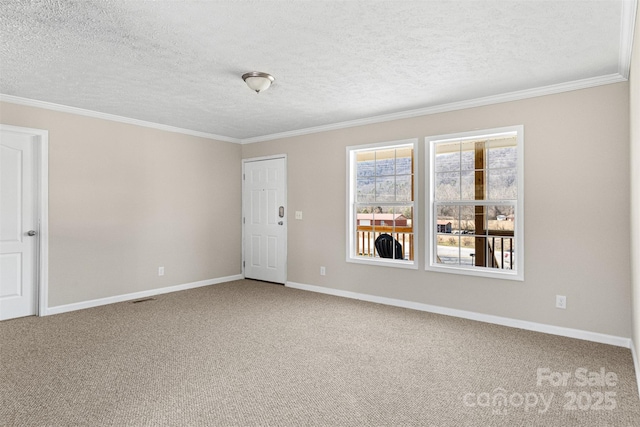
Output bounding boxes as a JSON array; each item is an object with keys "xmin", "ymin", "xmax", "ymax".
[
  {"xmin": 426, "ymin": 126, "xmax": 523, "ymax": 280},
  {"xmin": 347, "ymin": 139, "xmax": 417, "ymax": 268}
]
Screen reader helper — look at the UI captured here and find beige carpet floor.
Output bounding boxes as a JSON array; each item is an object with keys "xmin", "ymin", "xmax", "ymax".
[{"xmin": 1, "ymin": 279, "xmax": 639, "ymax": 426}]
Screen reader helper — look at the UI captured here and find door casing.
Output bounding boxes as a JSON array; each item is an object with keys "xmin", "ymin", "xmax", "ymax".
[{"xmin": 242, "ymin": 155, "xmax": 287, "ymax": 284}]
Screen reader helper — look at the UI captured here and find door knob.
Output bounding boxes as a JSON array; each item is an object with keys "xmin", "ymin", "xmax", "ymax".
[
  {"xmin": 27, "ymin": 230, "xmax": 37, "ymax": 236},
  {"xmin": 278, "ymin": 221, "xmax": 283, "ymax": 225}
]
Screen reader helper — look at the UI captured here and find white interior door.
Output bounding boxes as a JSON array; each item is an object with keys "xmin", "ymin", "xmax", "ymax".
[
  {"xmin": 243, "ymin": 157, "xmax": 287, "ymax": 284},
  {"xmin": 0, "ymin": 128, "xmax": 38, "ymax": 320}
]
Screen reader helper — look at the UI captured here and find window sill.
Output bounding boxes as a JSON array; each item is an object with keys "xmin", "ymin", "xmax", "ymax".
[
  {"xmin": 348, "ymin": 256, "xmax": 418, "ymax": 270},
  {"xmin": 425, "ymin": 263, "xmax": 523, "ymax": 281}
]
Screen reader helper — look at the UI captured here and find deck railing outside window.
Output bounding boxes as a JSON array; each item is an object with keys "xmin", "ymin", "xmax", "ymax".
[
  {"xmin": 356, "ymin": 224, "xmax": 414, "ymax": 261},
  {"xmin": 435, "ymin": 227, "xmax": 514, "ymax": 269}
]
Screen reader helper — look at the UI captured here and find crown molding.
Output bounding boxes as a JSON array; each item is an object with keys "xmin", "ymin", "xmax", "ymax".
[
  {"xmin": 619, "ymin": 0, "xmax": 638, "ymax": 79},
  {"xmin": 0, "ymin": 94, "xmax": 241, "ymax": 144},
  {"xmin": 240, "ymin": 73, "xmax": 628, "ymax": 144},
  {"xmin": 1, "ymin": 71, "xmax": 628, "ymax": 146}
]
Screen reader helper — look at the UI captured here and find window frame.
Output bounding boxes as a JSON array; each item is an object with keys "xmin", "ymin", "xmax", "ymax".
[
  {"xmin": 425, "ymin": 126, "xmax": 524, "ymax": 281},
  {"xmin": 346, "ymin": 138, "xmax": 418, "ymax": 269}
]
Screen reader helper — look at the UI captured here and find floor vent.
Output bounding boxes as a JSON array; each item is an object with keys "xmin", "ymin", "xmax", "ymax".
[{"xmin": 131, "ymin": 297, "xmax": 156, "ymax": 304}]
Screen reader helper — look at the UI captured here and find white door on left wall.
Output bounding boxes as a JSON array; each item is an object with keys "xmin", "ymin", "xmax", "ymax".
[{"xmin": 0, "ymin": 129, "xmax": 37, "ymax": 320}]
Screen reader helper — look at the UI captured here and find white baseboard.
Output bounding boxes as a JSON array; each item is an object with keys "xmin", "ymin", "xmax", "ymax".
[
  {"xmin": 45, "ymin": 274, "xmax": 244, "ymax": 316},
  {"xmin": 631, "ymin": 340, "xmax": 640, "ymax": 399},
  {"xmin": 286, "ymin": 281, "xmax": 632, "ymax": 349}
]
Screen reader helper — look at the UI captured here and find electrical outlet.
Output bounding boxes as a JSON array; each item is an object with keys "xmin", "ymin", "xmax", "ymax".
[
  {"xmin": 556, "ymin": 295, "xmax": 566, "ymax": 309},
  {"xmin": 295, "ymin": 211, "xmax": 303, "ymax": 220},
  {"xmin": 158, "ymin": 266, "xmax": 165, "ymax": 276},
  {"xmin": 320, "ymin": 266, "xmax": 326, "ymax": 276}
]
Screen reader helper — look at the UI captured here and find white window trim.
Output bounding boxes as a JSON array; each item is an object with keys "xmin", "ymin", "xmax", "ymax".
[
  {"xmin": 425, "ymin": 125, "xmax": 524, "ymax": 281},
  {"xmin": 346, "ymin": 138, "xmax": 419, "ymax": 269}
]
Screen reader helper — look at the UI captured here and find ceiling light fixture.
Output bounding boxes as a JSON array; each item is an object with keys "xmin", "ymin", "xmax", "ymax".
[{"xmin": 242, "ymin": 71, "xmax": 275, "ymax": 93}]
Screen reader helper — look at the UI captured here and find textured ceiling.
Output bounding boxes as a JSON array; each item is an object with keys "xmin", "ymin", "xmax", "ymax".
[{"xmin": 0, "ymin": 0, "xmax": 635, "ymax": 142}]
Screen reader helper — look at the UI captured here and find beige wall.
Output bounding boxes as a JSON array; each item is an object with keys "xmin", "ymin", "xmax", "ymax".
[
  {"xmin": 0, "ymin": 79, "xmax": 632, "ymax": 339},
  {"xmin": 243, "ymin": 82, "xmax": 632, "ymax": 338},
  {"xmin": 630, "ymin": 6, "xmax": 640, "ymax": 363},
  {"xmin": 0, "ymin": 102, "xmax": 242, "ymax": 307}
]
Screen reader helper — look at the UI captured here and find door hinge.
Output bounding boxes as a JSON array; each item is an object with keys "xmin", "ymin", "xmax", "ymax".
[
  {"xmin": 243, "ymin": 173, "xmax": 245, "ymax": 180},
  {"xmin": 243, "ymin": 261, "xmax": 245, "ymax": 268},
  {"xmin": 243, "ymin": 217, "xmax": 245, "ymax": 224}
]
